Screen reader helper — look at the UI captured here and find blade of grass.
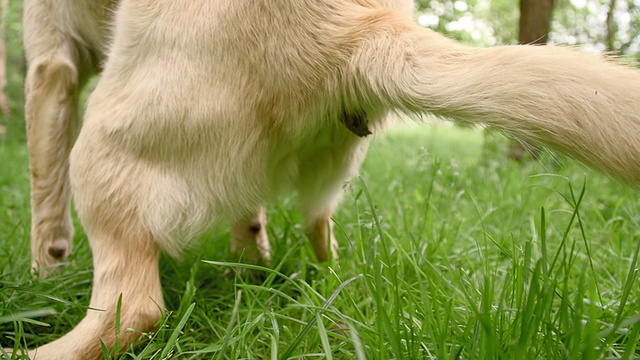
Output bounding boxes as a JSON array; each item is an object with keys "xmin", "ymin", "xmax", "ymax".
[
  {"xmin": 316, "ymin": 313, "xmax": 332, "ymax": 360},
  {"xmin": 114, "ymin": 293, "xmax": 122, "ymax": 359},
  {"xmin": 358, "ymin": 176, "xmax": 403, "ymax": 358},
  {"xmin": 100, "ymin": 339, "xmax": 112, "ymax": 360},
  {"xmin": 214, "ymin": 290, "xmax": 242, "ymax": 360},
  {"xmin": 279, "ymin": 275, "xmax": 362, "ymax": 360},
  {"xmin": 0, "ymin": 308, "xmax": 56, "ymax": 326},
  {"xmin": 160, "ymin": 302, "xmax": 195, "ymax": 359}
]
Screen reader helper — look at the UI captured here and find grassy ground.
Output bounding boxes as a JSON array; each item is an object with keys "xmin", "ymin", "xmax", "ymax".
[
  {"xmin": 1, "ymin": 119, "xmax": 640, "ymax": 359},
  {"xmin": 2, "ymin": 2, "xmax": 640, "ymax": 359}
]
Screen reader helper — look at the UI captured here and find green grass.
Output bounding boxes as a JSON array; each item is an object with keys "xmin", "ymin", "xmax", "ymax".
[
  {"xmin": 2, "ymin": 121, "xmax": 640, "ymax": 359},
  {"xmin": 2, "ymin": 2, "xmax": 640, "ymax": 357}
]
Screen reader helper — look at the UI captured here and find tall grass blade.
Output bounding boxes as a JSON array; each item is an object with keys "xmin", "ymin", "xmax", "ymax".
[
  {"xmin": 214, "ymin": 290, "xmax": 242, "ymax": 360},
  {"xmin": 279, "ymin": 275, "xmax": 362, "ymax": 360},
  {"xmin": 0, "ymin": 308, "xmax": 56, "ymax": 326},
  {"xmin": 100, "ymin": 339, "xmax": 113, "ymax": 360},
  {"xmin": 160, "ymin": 302, "xmax": 195, "ymax": 359},
  {"xmin": 114, "ymin": 293, "xmax": 122, "ymax": 359}
]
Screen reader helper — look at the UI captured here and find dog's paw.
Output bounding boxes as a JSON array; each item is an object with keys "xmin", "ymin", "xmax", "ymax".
[{"xmin": 30, "ymin": 238, "xmax": 71, "ymax": 277}]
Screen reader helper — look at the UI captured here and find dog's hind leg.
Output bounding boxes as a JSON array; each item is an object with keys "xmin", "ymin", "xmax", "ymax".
[
  {"xmin": 23, "ymin": 6, "xmax": 102, "ymax": 273},
  {"xmin": 303, "ymin": 208, "xmax": 338, "ymax": 263},
  {"xmin": 230, "ymin": 207, "xmax": 271, "ymax": 265},
  {"xmin": 296, "ymin": 135, "xmax": 370, "ymax": 262},
  {"xmin": 29, "ymin": 224, "xmax": 164, "ymax": 359},
  {"xmin": 24, "ymin": 52, "xmax": 86, "ymax": 273}
]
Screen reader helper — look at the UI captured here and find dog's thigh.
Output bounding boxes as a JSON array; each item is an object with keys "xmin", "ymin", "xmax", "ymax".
[{"xmin": 296, "ymin": 135, "xmax": 371, "ymax": 262}]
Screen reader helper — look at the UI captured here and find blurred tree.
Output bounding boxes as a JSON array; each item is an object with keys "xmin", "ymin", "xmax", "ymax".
[
  {"xmin": 416, "ymin": 0, "xmax": 639, "ymax": 57},
  {"xmin": 415, "ymin": 0, "xmax": 519, "ymax": 45},
  {"xmin": 606, "ymin": 0, "xmax": 619, "ymax": 50},
  {"xmin": 416, "ymin": 0, "xmax": 497, "ymax": 45},
  {"xmin": 488, "ymin": 0, "xmax": 520, "ymax": 43},
  {"xmin": 551, "ymin": 0, "xmax": 640, "ymax": 57},
  {"xmin": 603, "ymin": 0, "xmax": 640, "ymax": 54},
  {"xmin": 3, "ymin": 0, "xmax": 25, "ymax": 138}
]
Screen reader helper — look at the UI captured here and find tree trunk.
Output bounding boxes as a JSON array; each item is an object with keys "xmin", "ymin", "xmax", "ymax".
[
  {"xmin": 518, "ymin": 0, "xmax": 554, "ymax": 45},
  {"xmin": 508, "ymin": 0, "xmax": 554, "ymax": 161},
  {"xmin": 605, "ymin": 0, "xmax": 618, "ymax": 52}
]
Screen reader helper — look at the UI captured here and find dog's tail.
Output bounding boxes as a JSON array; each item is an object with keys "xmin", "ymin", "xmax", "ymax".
[{"xmin": 347, "ymin": 11, "xmax": 640, "ymax": 185}]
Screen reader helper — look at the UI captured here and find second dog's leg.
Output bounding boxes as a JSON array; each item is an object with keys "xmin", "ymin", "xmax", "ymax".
[
  {"xmin": 303, "ymin": 208, "xmax": 338, "ymax": 263},
  {"xmin": 230, "ymin": 207, "xmax": 270, "ymax": 264},
  {"xmin": 25, "ymin": 54, "xmax": 84, "ymax": 272}
]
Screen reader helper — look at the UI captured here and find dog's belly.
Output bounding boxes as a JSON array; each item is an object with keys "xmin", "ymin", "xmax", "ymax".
[
  {"xmin": 140, "ymin": 119, "xmax": 370, "ymax": 252},
  {"xmin": 74, "ymin": 88, "xmax": 373, "ymax": 255}
]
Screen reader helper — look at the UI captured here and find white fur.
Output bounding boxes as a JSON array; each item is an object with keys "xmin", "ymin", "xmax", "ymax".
[{"xmin": 19, "ymin": 0, "xmax": 640, "ymax": 358}]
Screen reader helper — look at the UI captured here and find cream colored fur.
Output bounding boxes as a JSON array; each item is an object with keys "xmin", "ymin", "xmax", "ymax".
[
  {"xmin": 23, "ymin": 0, "xmax": 281, "ymax": 272},
  {"xmin": 23, "ymin": 0, "xmax": 116, "ymax": 272},
  {"xmin": 17, "ymin": 0, "xmax": 640, "ymax": 358}
]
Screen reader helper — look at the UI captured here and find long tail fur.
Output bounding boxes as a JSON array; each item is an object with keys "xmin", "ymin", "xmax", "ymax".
[{"xmin": 348, "ymin": 11, "xmax": 640, "ymax": 185}]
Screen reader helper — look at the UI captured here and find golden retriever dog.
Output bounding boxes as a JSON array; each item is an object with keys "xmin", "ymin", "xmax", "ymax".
[{"xmin": 20, "ymin": 0, "xmax": 640, "ymax": 358}]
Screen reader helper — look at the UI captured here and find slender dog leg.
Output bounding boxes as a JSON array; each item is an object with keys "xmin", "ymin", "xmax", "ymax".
[
  {"xmin": 23, "ymin": 5, "xmax": 91, "ymax": 272},
  {"xmin": 297, "ymin": 134, "xmax": 370, "ymax": 262},
  {"xmin": 303, "ymin": 209, "xmax": 338, "ymax": 263},
  {"xmin": 230, "ymin": 207, "xmax": 270, "ymax": 265},
  {"xmin": 25, "ymin": 54, "xmax": 84, "ymax": 272},
  {"xmin": 23, "ymin": 0, "xmax": 112, "ymax": 273}
]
